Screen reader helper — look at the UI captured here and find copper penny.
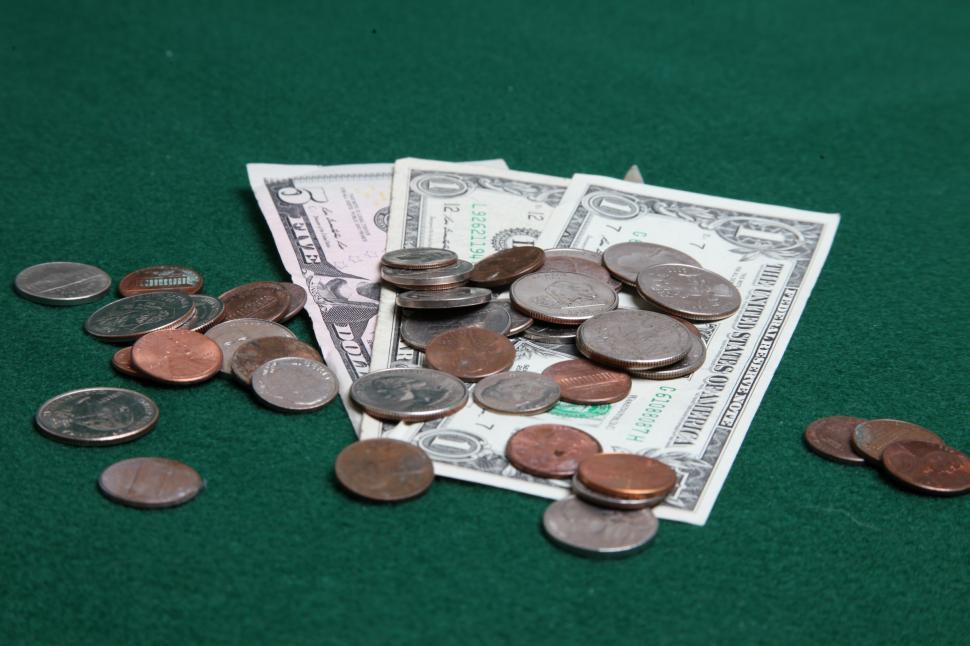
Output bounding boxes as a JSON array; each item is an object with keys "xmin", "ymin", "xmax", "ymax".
[
  {"xmin": 469, "ymin": 247, "xmax": 545, "ymax": 288},
  {"xmin": 131, "ymin": 329, "xmax": 223, "ymax": 385},
  {"xmin": 230, "ymin": 336, "xmax": 323, "ymax": 385},
  {"xmin": 278, "ymin": 282, "xmax": 308, "ymax": 322},
  {"xmin": 118, "ymin": 265, "xmax": 204, "ymax": 296},
  {"xmin": 424, "ymin": 327, "xmax": 515, "ymax": 382},
  {"xmin": 334, "ymin": 439, "xmax": 434, "ymax": 502},
  {"xmin": 851, "ymin": 418, "xmax": 943, "ymax": 464},
  {"xmin": 98, "ymin": 457, "xmax": 204, "ymax": 508},
  {"xmin": 219, "ymin": 281, "xmax": 290, "ymax": 322},
  {"xmin": 577, "ymin": 453, "xmax": 677, "ymax": 500},
  {"xmin": 111, "ymin": 346, "xmax": 142, "ymax": 378},
  {"xmin": 803, "ymin": 416, "xmax": 868, "ymax": 465},
  {"xmin": 542, "ymin": 358, "xmax": 632, "ymax": 404},
  {"xmin": 505, "ymin": 424, "xmax": 602, "ymax": 478},
  {"xmin": 882, "ymin": 441, "xmax": 970, "ymax": 496}
]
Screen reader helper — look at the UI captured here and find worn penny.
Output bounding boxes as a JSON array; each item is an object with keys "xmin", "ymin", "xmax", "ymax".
[
  {"xmin": 803, "ymin": 416, "xmax": 868, "ymax": 465},
  {"xmin": 603, "ymin": 242, "xmax": 700, "ymax": 286},
  {"xmin": 882, "ymin": 441, "xmax": 970, "ymax": 496},
  {"xmin": 334, "ymin": 439, "xmax": 434, "ymax": 502},
  {"xmin": 118, "ymin": 265, "xmax": 203, "ymax": 296},
  {"xmin": 576, "ymin": 453, "xmax": 677, "ymax": 500},
  {"xmin": 542, "ymin": 358, "xmax": 632, "ymax": 405},
  {"xmin": 851, "ymin": 418, "xmax": 943, "ymax": 464},
  {"xmin": 131, "ymin": 329, "xmax": 223, "ymax": 385},
  {"xmin": 278, "ymin": 282, "xmax": 308, "ymax": 322},
  {"xmin": 219, "ymin": 281, "xmax": 290, "ymax": 322},
  {"xmin": 505, "ymin": 424, "xmax": 602, "ymax": 478},
  {"xmin": 99, "ymin": 457, "xmax": 204, "ymax": 508},
  {"xmin": 230, "ymin": 336, "xmax": 323, "ymax": 385},
  {"xmin": 636, "ymin": 263, "xmax": 741, "ymax": 321},
  {"xmin": 424, "ymin": 327, "xmax": 516, "ymax": 382},
  {"xmin": 469, "ymin": 247, "xmax": 545, "ymax": 288},
  {"xmin": 111, "ymin": 347, "xmax": 141, "ymax": 378}
]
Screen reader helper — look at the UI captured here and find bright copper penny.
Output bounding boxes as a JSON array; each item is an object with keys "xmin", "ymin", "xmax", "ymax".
[
  {"xmin": 111, "ymin": 346, "xmax": 142, "ymax": 378},
  {"xmin": 542, "ymin": 359, "xmax": 632, "ymax": 405},
  {"xmin": 576, "ymin": 453, "xmax": 677, "ymax": 500},
  {"xmin": 219, "ymin": 281, "xmax": 290, "ymax": 322},
  {"xmin": 229, "ymin": 336, "xmax": 323, "ymax": 385},
  {"xmin": 131, "ymin": 329, "xmax": 223, "ymax": 385},
  {"xmin": 424, "ymin": 327, "xmax": 515, "ymax": 382},
  {"xmin": 851, "ymin": 418, "xmax": 943, "ymax": 464},
  {"xmin": 334, "ymin": 439, "xmax": 434, "ymax": 502},
  {"xmin": 98, "ymin": 457, "xmax": 204, "ymax": 509},
  {"xmin": 803, "ymin": 416, "xmax": 868, "ymax": 465},
  {"xmin": 118, "ymin": 265, "xmax": 204, "ymax": 296},
  {"xmin": 468, "ymin": 247, "xmax": 545, "ymax": 288},
  {"xmin": 505, "ymin": 424, "xmax": 602, "ymax": 478},
  {"xmin": 882, "ymin": 441, "xmax": 970, "ymax": 496}
]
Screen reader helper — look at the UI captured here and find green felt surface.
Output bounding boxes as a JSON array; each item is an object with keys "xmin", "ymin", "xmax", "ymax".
[{"xmin": 2, "ymin": 1, "xmax": 969, "ymax": 643}]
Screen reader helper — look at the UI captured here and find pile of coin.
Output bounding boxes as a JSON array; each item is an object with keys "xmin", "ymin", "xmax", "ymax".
[{"xmin": 804, "ymin": 416, "xmax": 970, "ymax": 495}]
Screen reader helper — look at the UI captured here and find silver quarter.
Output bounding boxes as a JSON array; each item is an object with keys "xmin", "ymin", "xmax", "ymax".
[
  {"xmin": 510, "ymin": 271, "xmax": 617, "ymax": 325},
  {"xmin": 543, "ymin": 249, "xmax": 622, "ymax": 292},
  {"xmin": 381, "ymin": 260, "xmax": 473, "ymax": 289},
  {"xmin": 472, "ymin": 371, "xmax": 561, "ymax": 415},
  {"xmin": 576, "ymin": 309, "xmax": 691, "ymax": 369},
  {"xmin": 603, "ymin": 242, "xmax": 700, "ymax": 285},
  {"xmin": 493, "ymin": 300, "xmax": 534, "ymax": 335},
  {"xmin": 204, "ymin": 318, "xmax": 297, "ymax": 373},
  {"xmin": 396, "ymin": 286, "xmax": 492, "ymax": 310},
  {"xmin": 178, "ymin": 295, "xmax": 226, "ymax": 333},
  {"xmin": 571, "ymin": 474, "xmax": 667, "ymax": 510},
  {"xmin": 14, "ymin": 261, "xmax": 111, "ymax": 306},
  {"xmin": 381, "ymin": 248, "xmax": 458, "ymax": 270},
  {"xmin": 278, "ymin": 282, "xmax": 308, "ymax": 322},
  {"xmin": 84, "ymin": 291, "xmax": 195, "ymax": 342},
  {"xmin": 252, "ymin": 357, "xmax": 338, "ymax": 412},
  {"xmin": 400, "ymin": 303, "xmax": 511, "ymax": 351},
  {"xmin": 35, "ymin": 387, "xmax": 159, "ymax": 446},
  {"xmin": 542, "ymin": 496, "xmax": 659, "ymax": 557},
  {"xmin": 636, "ymin": 263, "xmax": 742, "ymax": 321},
  {"xmin": 350, "ymin": 367, "xmax": 468, "ymax": 422},
  {"xmin": 523, "ymin": 322, "xmax": 577, "ymax": 343},
  {"xmin": 628, "ymin": 321, "xmax": 706, "ymax": 379}
]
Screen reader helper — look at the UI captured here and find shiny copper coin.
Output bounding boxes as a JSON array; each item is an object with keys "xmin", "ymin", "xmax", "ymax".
[
  {"xmin": 118, "ymin": 265, "xmax": 203, "ymax": 296},
  {"xmin": 882, "ymin": 441, "xmax": 970, "ymax": 496},
  {"xmin": 230, "ymin": 336, "xmax": 323, "ymax": 385},
  {"xmin": 469, "ymin": 247, "xmax": 545, "ymax": 288},
  {"xmin": 278, "ymin": 282, "xmax": 308, "ymax": 322},
  {"xmin": 131, "ymin": 329, "xmax": 223, "ymax": 385},
  {"xmin": 803, "ymin": 416, "xmax": 868, "ymax": 465},
  {"xmin": 577, "ymin": 453, "xmax": 677, "ymax": 500},
  {"xmin": 111, "ymin": 346, "xmax": 142, "ymax": 378},
  {"xmin": 505, "ymin": 424, "xmax": 602, "ymax": 479},
  {"xmin": 334, "ymin": 439, "xmax": 434, "ymax": 502},
  {"xmin": 424, "ymin": 327, "xmax": 515, "ymax": 382},
  {"xmin": 98, "ymin": 457, "xmax": 204, "ymax": 508},
  {"xmin": 219, "ymin": 281, "xmax": 290, "ymax": 322},
  {"xmin": 542, "ymin": 358, "xmax": 632, "ymax": 405},
  {"xmin": 851, "ymin": 418, "xmax": 943, "ymax": 464}
]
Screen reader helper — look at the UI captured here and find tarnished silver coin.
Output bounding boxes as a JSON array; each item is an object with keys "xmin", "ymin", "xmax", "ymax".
[
  {"xmin": 350, "ymin": 367, "xmax": 468, "ymax": 422},
  {"xmin": 571, "ymin": 474, "xmax": 667, "ymax": 510},
  {"xmin": 628, "ymin": 321, "xmax": 706, "ymax": 379},
  {"xmin": 396, "ymin": 286, "xmax": 492, "ymax": 310},
  {"xmin": 400, "ymin": 303, "xmax": 512, "ymax": 351},
  {"xmin": 472, "ymin": 371, "xmax": 561, "ymax": 415},
  {"xmin": 636, "ymin": 263, "xmax": 742, "ymax": 321},
  {"xmin": 510, "ymin": 271, "xmax": 618, "ymax": 325},
  {"xmin": 493, "ymin": 300, "xmax": 534, "ymax": 335},
  {"xmin": 278, "ymin": 282, "xmax": 308, "ymax": 322},
  {"xmin": 381, "ymin": 260, "xmax": 473, "ymax": 289},
  {"xmin": 204, "ymin": 318, "xmax": 297, "ymax": 374},
  {"xmin": 84, "ymin": 291, "xmax": 195, "ymax": 342},
  {"xmin": 523, "ymin": 322, "xmax": 577, "ymax": 343},
  {"xmin": 252, "ymin": 357, "xmax": 338, "ymax": 412},
  {"xmin": 178, "ymin": 295, "xmax": 226, "ymax": 333},
  {"xmin": 542, "ymin": 496, "xmax": 659, "ymax": 557},
  {"xmin": 543, "ymin": 249, "xmax": 622, "ymax": 291},
  {"xmin": 577, "ymin": 309, "xmax": 690, "ymax": 369},
  {"xmin": 35, "ymin": 387, "xmax": 159, "ymax": 446},
  {"xmin": 381, "ymin": 248, "xmax": 458, "ymax": 270},
  {"xmin": 603, "ymin": 242, "xmax": 700, "ymax": 286},
  {"xmin": 14, "ymin": 261, "xmax": 112, "ymax": 306}
]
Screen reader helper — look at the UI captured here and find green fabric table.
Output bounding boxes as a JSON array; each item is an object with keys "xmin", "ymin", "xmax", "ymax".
[{"xmin": 3, "ymin": 1, "xmax": 969, "ymax": 643}]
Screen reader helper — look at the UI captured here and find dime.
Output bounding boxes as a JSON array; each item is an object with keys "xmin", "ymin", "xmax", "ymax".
[
  {"xmin": 505, "ymin": 424, "xmax": 602, "ymax": 478},
  {"xmin": 230, "ymin": 336, "xmax": 323, "ymax": 385},
  {"xmin": 536, "ymin": 254, "xmax": 615, "ymax": 290},
  {"xmin": 85, "ymin": 291, "xmax": 196, "ymax": 342},
  {"xmin": 400, "ymin": 303, "xmax": 511, "ymax": 351},
  {"xmin": 542, "ymin": 496, "xmax": 658, "ymax": 557},
  {"xmin": 576, "ymin": 309, "xmax": 691, "ymax": 369},
  {"xmin": 510, "ymin": 271, "xmax": 618, "ymax": 325},
  {"xmin": 131, "ymin": 329, "xmax": 223, "ymax": 385},
  {"xmin": 219, "ymin": 281, "xmax": 290, "ymax": 322},
  {"xmin": 350, "ymin": 368, "xmax": 468, "ymax": 421},
  {"xmin": 35, "ymin": 387, "xmax": 159, "ymax": 446},
  {"xmin": 882, "ymin": 441, "xmax": 970, "ymax": 496},
  {"xmin": 492, "ymin": 300, "xmax": 534, "ymax": 335},
  {"xmin": 381, "ymin": 260, "xmax": 473, "ymax": 289},
  {"xmin": 252, "ymin": 357, "xmax": 338, "ymax": 412},
  {"xmin": 636, "ymin": 263, "xmax": 742, "ymax": 321},
  {"xmin": 803, "ymin": 416, "xmax": 868, "ymax": 465},
  {"xmin": 628, "ymin": 321, "xmax": 706, "ymax": 379},
  {"xmin": 469, "ymin": 247, "xmax": 545, "ymax": 288},
  {"xmin": 98, "ymin": 457, "xmax": 204, "ymax": 509},
  {"xmin": 334, "ymin": 438, "xmax": 434, "ymax": 502},
  {"xmin": 472, "ymin": 372, "xmax": 561, "ymax": 415},
  {"xmin": 118, "ymin": 265, "xmax": 203, "ymax": 296},
  {"xmin": 603, "ymin": 242, "xmax": 700, "ymax": 286},
  {"xmin": 851, "ymin": 419, "xmax": 943, "ymax": 464},
  {"xmin": 204, "ymin": 318, "xmax": 296, "ymax": 374},
  {"xmin": 111, "ymin": 347, "xmax": 142, "ymax": 378},
  {"xmin": 571, "ymin": 474, "xmax": 667, "ymax": 510},
  {"xmin": 381, "ymin": 248, "xmax": 458, "ymax": 270},
  {"xmin": 14, "ymin": 261, "xmax": 111, "ymax": 306},
  {"xmin": 278, "ymin": 282, "xmax": 308, "ymax": 322},
  {"xmin": 576, "ymin": 453, "xmax": 677, "ymax": 500},
  {"xmin": 424, "ymin": 327, "xmax": 515, "ymax": 382},
  {"xmin": 523, "ymin": 322, "xmax": 577, "ymax": 343},
  {"xmin": 542, "ymin": 358, "xmax": 632, "ymax": 404},
  {"xmin": 396, "ymin": 286, "xmax": 491, "ymax": 310},
  {"xmin": 177, "ymin": 294, "xmax": 226, "ymax": 333}
]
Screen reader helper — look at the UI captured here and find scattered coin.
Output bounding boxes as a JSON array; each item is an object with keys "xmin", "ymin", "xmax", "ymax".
[
  {"xmin": 537, "ymin": 254, "xmax": 615, "ymax": 290},
  {"xmin": 35, "ymin": 387, "xmax": 159, "ymax": 446},
  {"xmin": 98, "ymin": 457, "xmax": 204, "ymax": 508},
  {"xmin": 571, "ymin": 474, "xmax": 667, "ymax": 510},
  {"xmin": 118, "ymin": 265, "xmax": 203, "ymax": 296},
  {"xmin": 111, "ymin": 347, "xmax": 141, "ymax": 378},
  {"xmin": 381, "ymin": 248, "xmax": 458, "ymax": 270},
  {"xmin": 14, "ymin": 261, "xmax": 112, "ymax": 306},
  {"xmin": 350, "ymin": 368, "xmax": 468, "ymax": 421},
  {"xmin": 252, "ymin": 357, "xmax": 338, "ymax": 412},
  {"xmin": 204, "ymin": 318, "xmax": 297, "ymax": 374},
  {"xmin": 628, "ymin": 321, "xmax": 706, "ymax": 379},
  {"xmin": 396, "ymin": 286, "xmax": 492, "ymax": 310},
  {"xmin": 178, "ymin": 294, "xmax": 226, "ymax": 333},
  {"xmin": 602, "ymin": 242, "xmax": 700, "ymax": 286},
  {"xmin": 381, "ymin": 260, "xmax": 473, "ymax": 290},
  {"xmin": 219, "ymin": 281, "xmax": 290, "ymax": 322},
  {"xmin": 576, "ymin": 453, "xmax": 677, "ymax": 500},
  {"xmin": 85, "ymin": 291, "xmax": 196, "ymax": 342},
  {"xmin": 851, "ymin": 419, "xmax": 943, "ymax": 464},
  {"xmin": 636, "ymin": 263, "xmax": 741, "ymax": 321},
  {"xmin": 542, "ymin": 496, "xmax": 659, "ymax": 558},
  {"xmin": 424, "ymin": 327, "xmax": 515, "ymax": 382},
  {"xmin": 576, "ymin": 309, "xmax": 690, "ymax": 369},
  {"xmin": 473, "ymin": 372, "xmax": 561, "ymax": 415},
  {"xmin": 278, "ymin": 282, "xmax": 308, "ymax": 322},
  {"xmin": 131, "ymin": 329, "xmax": 223, "ymax": 385},
  {"xmin": 542, "ymin": 358, "xmax": 632, "ymax": 404},
  {"xmin": 230, "ymin": 336, "xmax": 323, "ymax": 385},
  {"xmin": 522, "ymin": 322, "xmax": 577, "ymax": 343},
  {"xmin": 492, "ymin": 300, "xmax": 534, "ymax": 335},
  {"xmin": 803, "ymin": 416, "xmax": 868, "ymax": 465},
  {"xmin": 505, "ymin": 424, "xmax": 602, "ymax": 478},
  {"xmin": 882, "ymin": 441, "xmax": 970, "ymax": 496},
  {"xmin": 334, "ymin": 438, "xmax": 435, "ymax": 502},
  {"xmin": 400, "ymin": 303, "xmax": 511, "ymax": 351},
  {"xmin": 469, "ymin": 247, "xmax": 545, "ymax": 288},
  {"xmin": 511, "ymin": 271, "xmax": 619, "ymax": 325}
]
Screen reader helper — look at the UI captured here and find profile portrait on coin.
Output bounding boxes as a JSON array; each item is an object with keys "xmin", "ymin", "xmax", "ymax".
[
  {"xmin": 534, "ymin": 278, "xmax": 599, "ymax": 309},
  {"xmin": 370, "ymin": 373, "xmax": 455, "ymax": 408},
  {"xmin": 48, "ymin": 395, "xmax": 134, "ymax": 432}
]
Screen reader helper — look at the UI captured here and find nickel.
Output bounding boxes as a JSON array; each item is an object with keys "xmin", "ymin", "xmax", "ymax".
[
  {"xmin": 252, "ymin": 357, "xmax": 338, "ymax": 412},
  {"xmin": 603, "ymin": 242, "xmax": 700, "ymax": 286},
  {"xmin": 576, "ymin": 309, "xmax": 691, "ymax": 369},
  {"xmin": 542, "ymin": 496, "xmax": 658, "ymax": 557},
  {"xmin": 85, "ymin": 291, "xmax": 195, "ymax": 342},
  {"xmin": 381, "ymin": 248, "xmax": 458, "ymax": 270},
  {"xmin": 14, "ymin": 261, "xmax": 111, "ymax": 305},
  {"xmin": 636, "ymin": 263, "xmax": 741, "ymax": 321},
  {"xmin": 350, "ymin": 368, "xmax": 468, "ymax": 422},
  {"xmin": 204, "ymin": 318, "xmax": 297, "ymax": 374},
  {"xmin": 472, "ymin": 371, "xmax": 561, "ymax": 415}
]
